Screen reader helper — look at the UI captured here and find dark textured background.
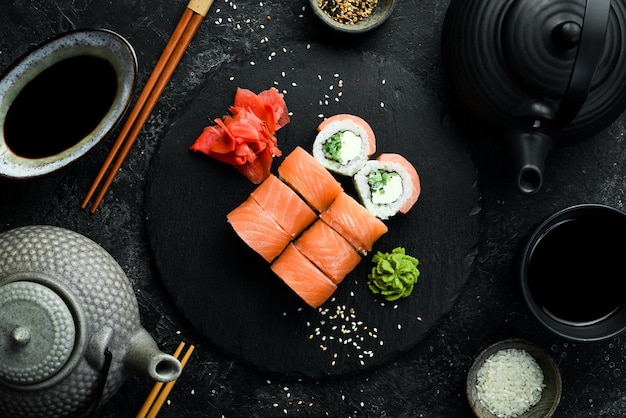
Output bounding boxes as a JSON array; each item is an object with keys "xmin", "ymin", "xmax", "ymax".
[{"xmin": 2, "ymin": 0, "xmax": 626, "ymax": 416}]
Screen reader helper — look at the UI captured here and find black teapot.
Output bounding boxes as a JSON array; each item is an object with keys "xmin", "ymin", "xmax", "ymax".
[{"xmin": 442, "ymin": 0, "xmax": 626, "ymax": 193}]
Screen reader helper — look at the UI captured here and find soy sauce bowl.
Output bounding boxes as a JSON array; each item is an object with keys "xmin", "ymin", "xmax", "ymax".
[
  {"xmin": 467, "ymin": 339, "xmax": 562, "ymax": 418},
  {"xmin": 0, "ymin": 29, "xmax": 137, "ymax": 179},
  {"xmin": 309, "ymin": 0, "xmax": 396, "ymax": 33},
  {"xmin": 519, "ymin": 204, "xmax": 626, "ymax": 341}
]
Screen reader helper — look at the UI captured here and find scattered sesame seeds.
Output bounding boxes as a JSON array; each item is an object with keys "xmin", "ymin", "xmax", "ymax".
[
  {"xmin": 318, "ymin": 0, "xmax": 379, "ymax": 25},
  {"xmin": 304, "ymin": 297, "xmax": 383, "ymax": 369}
]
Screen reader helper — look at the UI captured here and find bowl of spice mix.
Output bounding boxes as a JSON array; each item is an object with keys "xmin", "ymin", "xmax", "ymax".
[
  {"xmin": 310, "ymin": 0, "xmax": 396, "ymax": 33},
  {"xmin": 467, "ymin": 339, "xmax": 562, "ymax": 418}
]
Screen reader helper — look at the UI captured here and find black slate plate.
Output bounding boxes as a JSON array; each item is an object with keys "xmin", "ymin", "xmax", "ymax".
[{"xmin": 144, "ymin": 42, "xmax": 480, "ymax": 378}]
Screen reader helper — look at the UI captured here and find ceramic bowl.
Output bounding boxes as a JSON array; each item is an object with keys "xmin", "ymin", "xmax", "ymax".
[
  {"xmin": 519, "ymin": 204, "xmax": 626, "ymax": 342},
  {"xmin": 467, "ymin": 339, "xmax": 562, "ymax": 418},
  {"xmin": 0, "ymin": 28, "xmax": 137, "ymax": 179},
  {"xmin": 309, "ymin": 0, "xmax": 396, "ymax": 33}
]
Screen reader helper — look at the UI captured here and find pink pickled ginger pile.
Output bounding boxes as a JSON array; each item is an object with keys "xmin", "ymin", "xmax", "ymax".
[{"xmin": 190, "ymin": 87, "xmax": 290, "ymax": 184}]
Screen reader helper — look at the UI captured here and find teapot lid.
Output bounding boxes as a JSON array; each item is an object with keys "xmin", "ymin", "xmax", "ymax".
[{"xmin": 0, "ymin": 281, "xmax": 76, "ymax": 386}]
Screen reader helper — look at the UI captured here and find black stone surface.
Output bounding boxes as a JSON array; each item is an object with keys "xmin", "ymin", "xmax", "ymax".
[
  {"xmin": 143, "ymin": 43, "xmax": 479, "ymax": 379},
  {"xmin": 2, "ymin": 0, "xmax": 626, "ymax": 417}
]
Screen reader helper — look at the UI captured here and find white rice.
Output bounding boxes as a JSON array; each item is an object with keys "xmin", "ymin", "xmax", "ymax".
[
  {"xmin": 475, "ymin": 348, "xmax": 545, "ymax": 418},
  {"xmin": 312, "ymin": 119, "xmax": 371, "ymax": 176}
]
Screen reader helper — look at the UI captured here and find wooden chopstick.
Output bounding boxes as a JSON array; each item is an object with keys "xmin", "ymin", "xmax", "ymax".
[
  {"xmin": 135, "ymin": 342, "xmax": 186, "ymax": 418},
  {"xmin": 136, "ymin": 342, "xmax": 196, "ymax": 418},
  {"xmin": 82, "ymin": 0, "xmax": 214, "ymax": 213}
]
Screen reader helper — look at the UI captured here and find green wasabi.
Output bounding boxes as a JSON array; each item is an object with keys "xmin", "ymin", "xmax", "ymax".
[
  {"xmin": 367, "ymin": 247, "xmax": 420, "ymax": 301},
  {"xmin": 322, "ymin": 133, "xmax": 344, "ymax": 163}
]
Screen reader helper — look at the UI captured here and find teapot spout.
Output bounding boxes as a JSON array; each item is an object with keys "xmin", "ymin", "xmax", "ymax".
[
  {"xmin": 504, "ymin": 131, "xmax": 553, "ymax": 194},
  {"xmin": 125, "ymin": 327, "xmax": 182, "ymax": 382}
]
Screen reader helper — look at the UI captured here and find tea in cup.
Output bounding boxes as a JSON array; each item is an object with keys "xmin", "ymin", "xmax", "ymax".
[{"xmin": 519, "ymin": 204, "xmax": 626, "ymax": 341}]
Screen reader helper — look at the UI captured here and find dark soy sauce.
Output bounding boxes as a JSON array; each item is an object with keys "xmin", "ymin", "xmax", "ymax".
[
  {"xmin": 528, "ymin": 216, "xmax": 625, "ymax": 325},
  {"xmin": 4, "ymin": 55, "xmax": 117, "ymax": 159}
]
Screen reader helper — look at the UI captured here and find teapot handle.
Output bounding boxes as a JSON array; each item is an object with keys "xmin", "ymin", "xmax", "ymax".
[{"xmin": 551, "ymin": 0, "xmax": 610, "ymax": 126}]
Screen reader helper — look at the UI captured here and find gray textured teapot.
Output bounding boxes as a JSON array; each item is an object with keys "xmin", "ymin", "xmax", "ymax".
[{"xmin": 0, "ymin": 225, "xmax": 182, "ymax": 417}]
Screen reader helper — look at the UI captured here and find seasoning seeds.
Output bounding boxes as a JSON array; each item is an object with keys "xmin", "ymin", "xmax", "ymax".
[{"xmin": 318, "ymin": 0, "xmax": 378, "ymax": 25}]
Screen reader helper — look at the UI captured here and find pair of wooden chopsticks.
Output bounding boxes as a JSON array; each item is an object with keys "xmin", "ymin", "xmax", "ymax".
[
  {"xmin": 136, "ymin": 342, "xmax": 196, "ymax": 418},
  {"xmin": 82, "ymin": 0, "xmax": 214, "ymax": 213}
]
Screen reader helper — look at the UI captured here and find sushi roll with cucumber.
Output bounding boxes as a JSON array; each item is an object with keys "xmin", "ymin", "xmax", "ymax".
[
  {"xmin": 354, "ymin": 153, "xmax": 421, "ymax": 220},
  {"xmin": 312, "ymin": 114, "xmax": 376, "ymax": 176}
]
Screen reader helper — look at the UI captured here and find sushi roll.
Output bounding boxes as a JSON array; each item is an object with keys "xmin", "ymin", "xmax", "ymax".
[
  {"xmin": 294, "ymin": 220, "xmax": 361, "ymax": 284},
  {"xmin": 353, "ymin": 153, "xmax": 421, "ymax": 220},
  {"xmin": 271, "ymin": 244, "xmax": 337, "ymax": 308},
  {"xmin": 227, "ymin": 197, "xmax": 292, "ymax": 262},
  {"xmin": 278, "ymin": 146, "xmax": 343, "ymax": 212},
  {"xmin": 250, "ymin": 174, "xmax": 317, "ymax": 238},
  {"xmin": 320, "ymin": 192, "xmax": 388, "ymax": 255},
  {"xmin": 312, "ymin": 114, "xmax": 376, "ymax": 176}
]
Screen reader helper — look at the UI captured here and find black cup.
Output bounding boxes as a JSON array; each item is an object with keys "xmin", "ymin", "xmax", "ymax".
[{"xmin": 519, "ymin": 204, "xmax": 626, "ymax": 341}]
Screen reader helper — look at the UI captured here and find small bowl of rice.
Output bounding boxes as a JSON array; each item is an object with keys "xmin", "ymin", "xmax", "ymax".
[
  {"xmin": 467, "ymin": 339, "xmax": 562, "ymax": 418},
  {"xmin": 309, "ymin": 0, "xmax": 396, "ymax": 34}
]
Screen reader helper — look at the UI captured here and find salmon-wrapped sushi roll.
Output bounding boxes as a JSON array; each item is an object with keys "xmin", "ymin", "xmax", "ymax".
[
  {"xmin": 320, "ymin": 192, "xmax": 388, "ymax": 255},
  {"xmin": 271, "ymin": 244, "xmax": 337, "ymax": 308},
  {"xmin": 354, "ymin": 153, "xmax": 421, "ymax": 220},
  {"xmin": 227, "ymin": 197, "xmax": 292, "ymax": 262},
  {"xmin": 251, "ymin": 174, "xmax": 317, "ymax": 238},
  {"xmin": 294, "ymin": 220, "xmax": 361, "ymax": 284},
  {"xmin": 278, "ymin": 146, "xmax": 343, "ymax": 212},
  {"xmin": 312, "ymin": 114, "xmax": 376, "ymax": 176}
]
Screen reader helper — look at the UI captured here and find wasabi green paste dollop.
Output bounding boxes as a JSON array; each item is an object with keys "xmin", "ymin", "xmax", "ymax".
[{"xmin": 367, "ymin": 247, "xmax": 419, "ymax": 301}]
